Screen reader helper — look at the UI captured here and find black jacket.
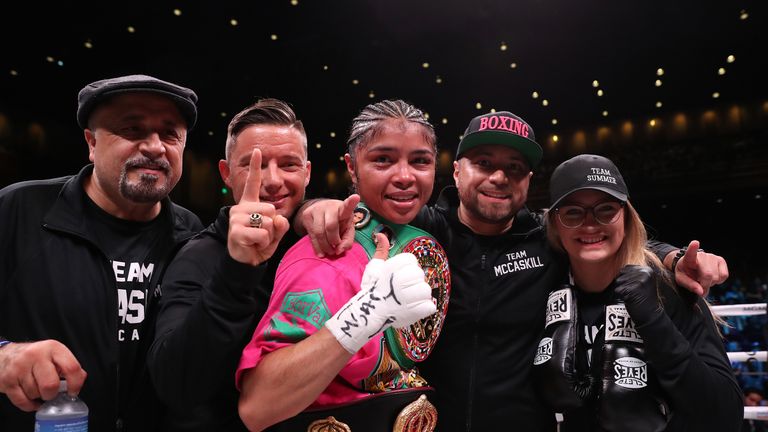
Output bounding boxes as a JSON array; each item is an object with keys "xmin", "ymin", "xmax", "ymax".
[
  {"xmin": 414, "ymin": 187, "xmax": 568, "ymax": 432},
  {"xmin": 148, "ymin": 207, "xmax": 297, "ymax": 431},
  {"xmin": 644, "ymin": 284, "xmax": 742, "ymax": 432},
  {"xmin": 0, "ymin": 165, "xmax": 202, "ymax": 431}
]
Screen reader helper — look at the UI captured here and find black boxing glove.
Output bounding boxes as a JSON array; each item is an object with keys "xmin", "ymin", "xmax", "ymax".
[
  {"xmin": 596, "ymin": 277, "xmax": 668, "ymax": 431},
  {"xmin": 533, "ymin": 286, "xmax": 594, "ymax": 410},
  {"xmin": 597, "ymin": 342, "xmax": 668, "ymax": 431}
]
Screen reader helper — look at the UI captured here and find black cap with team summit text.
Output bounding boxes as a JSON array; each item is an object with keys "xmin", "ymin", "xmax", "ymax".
[
  {"xmin": 456, "ymin": 111, "xmax": 543, "ymax": 169},
  {"xmin": 77, "ymin": 74, "xmax": 199, "ymax": 130},
  {"xmin": 549, "ymin": 154, "xmax": 629, "ymax": 209}
]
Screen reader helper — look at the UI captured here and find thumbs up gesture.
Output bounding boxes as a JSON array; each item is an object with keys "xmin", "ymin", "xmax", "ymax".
[{"xmin": 325, "ymin": 233, "xmax": 437, "ymax": 354}]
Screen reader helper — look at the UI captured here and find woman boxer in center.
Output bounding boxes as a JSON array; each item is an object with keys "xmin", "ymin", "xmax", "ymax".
[{"xmin": 236, "ymin": 100, "xmax": 450, "ymax": 432}]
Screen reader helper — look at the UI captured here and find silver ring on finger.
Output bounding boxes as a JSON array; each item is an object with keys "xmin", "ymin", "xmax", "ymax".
[{"xmin": 249, "ymin": 212, "xmax": 263, "ymax": 229}]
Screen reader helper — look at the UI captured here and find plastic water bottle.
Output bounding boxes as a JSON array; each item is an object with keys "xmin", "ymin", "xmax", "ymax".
[{"xmin": 34, "ymin": 379, "xmax": 88, "ymax": 432}]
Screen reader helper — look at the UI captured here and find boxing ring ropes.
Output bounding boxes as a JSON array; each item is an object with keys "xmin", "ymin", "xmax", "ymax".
[{"xmin": 713, "ymin": 302, "xmax": 768, "ymax": 421}]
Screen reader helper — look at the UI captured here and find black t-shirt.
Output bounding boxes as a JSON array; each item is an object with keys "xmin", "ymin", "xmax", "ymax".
[
  {"xmin": 577, "ymin": 287, "xmax": 614, "ymax": 369},
  {"xmin": 560, "ymin": 286, "xmax": 614, "ymax": 431},
  {"xmin": 83, "ymin": 197, "xmax": 173, "ymax": 412}
]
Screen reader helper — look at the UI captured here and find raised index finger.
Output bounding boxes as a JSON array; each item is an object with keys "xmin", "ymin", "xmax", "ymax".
[
  {"xmin": 339, "ymin": 194, "xmax": 361, "ymax": 222},
  {"xmin": 241, "ymin": 149, "xmax": 262, "ymax": 203},
  {"xmin": 680, "ymin": 239, "xmax": 701, "ymax": 268}
]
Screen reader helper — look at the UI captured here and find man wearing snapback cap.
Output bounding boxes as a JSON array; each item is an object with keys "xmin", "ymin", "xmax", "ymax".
[
  {"xmin": 0, "ymin": 74, "xmax": 203, "ymax": 431},
  {"xmin": 299, "ymin": 109, "xmax": 729, "ymax": 431},
  {"xmin": 413, "ymin": 111, "xmax": 567, "ymax": 430}
]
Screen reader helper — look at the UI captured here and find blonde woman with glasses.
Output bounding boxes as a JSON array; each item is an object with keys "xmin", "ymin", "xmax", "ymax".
[{"xmin": 533, "ymin": 154, "xmax": 742, "ymax": 431}]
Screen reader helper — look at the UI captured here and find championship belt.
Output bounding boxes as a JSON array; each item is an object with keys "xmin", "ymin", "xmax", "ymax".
[
  {"xmin": 275, "ymin": 388, "xmax": 437, "ymax": 432},
  {"xmin": 353, "ymin": 204, "xmax": 451, "ymax": 369}
]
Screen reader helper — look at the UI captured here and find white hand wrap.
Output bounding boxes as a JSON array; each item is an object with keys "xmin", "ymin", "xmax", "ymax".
[{"xmin": 325, "ymin": 252, "xmax": 436, "ymax": 354}]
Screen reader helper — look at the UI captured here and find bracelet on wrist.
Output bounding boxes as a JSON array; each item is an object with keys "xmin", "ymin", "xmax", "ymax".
[{"xmin": 671, "ymin": 247, "xmax": 704, "ymax": 272}]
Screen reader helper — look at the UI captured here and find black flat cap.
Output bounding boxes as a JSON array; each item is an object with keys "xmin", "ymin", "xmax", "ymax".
[{"xmin": 77, "ymin": 74, "xmax": 198, "ymax": 130}]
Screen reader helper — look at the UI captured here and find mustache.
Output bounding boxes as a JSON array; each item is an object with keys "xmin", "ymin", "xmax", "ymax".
[{"xmin": 124, "ymin": 157, "xmax": 170, "ymax": 173}]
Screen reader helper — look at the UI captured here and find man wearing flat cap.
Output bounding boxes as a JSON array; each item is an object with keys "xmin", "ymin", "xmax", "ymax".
[{"xmin": 0, "ymin": 74, "xmax": 203, "ymax": 431}]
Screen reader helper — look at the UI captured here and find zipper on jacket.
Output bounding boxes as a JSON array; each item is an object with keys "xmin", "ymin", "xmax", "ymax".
[
  {"xmin": 467, "ymin": 250, "xmax": 488, "ymax": 430},
  {"xmin": 44, "ymin": 223, "xmax": 123, "ymax": 429}
]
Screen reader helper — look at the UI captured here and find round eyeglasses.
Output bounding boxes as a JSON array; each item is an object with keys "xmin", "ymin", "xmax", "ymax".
[{"xmin": 555, "ymin": 201, "xmax": 625, "ymax": 228}]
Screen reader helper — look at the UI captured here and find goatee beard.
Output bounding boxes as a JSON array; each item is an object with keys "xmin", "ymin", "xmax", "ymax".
[{"xmin": 119, "ymin": 157, "xmax": 173, "ymax": 203}]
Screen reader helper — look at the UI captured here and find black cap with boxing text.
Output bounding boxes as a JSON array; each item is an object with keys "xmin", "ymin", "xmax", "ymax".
[
  {"xmin": 456, "ymin": 111, "xmax": 542, "ymax": 169},
  {"xmin": 549, "ymin": 154, "xmax": 628, "ymax": 209},
  {"xmin": 77, "ymin": 74, "xmax": 198, "ymax": 130}
]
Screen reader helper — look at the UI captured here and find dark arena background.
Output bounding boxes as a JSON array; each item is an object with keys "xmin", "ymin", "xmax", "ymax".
[{"xmin": 2, "ymin": 0, "xmax": 768, "ymax": 421}]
